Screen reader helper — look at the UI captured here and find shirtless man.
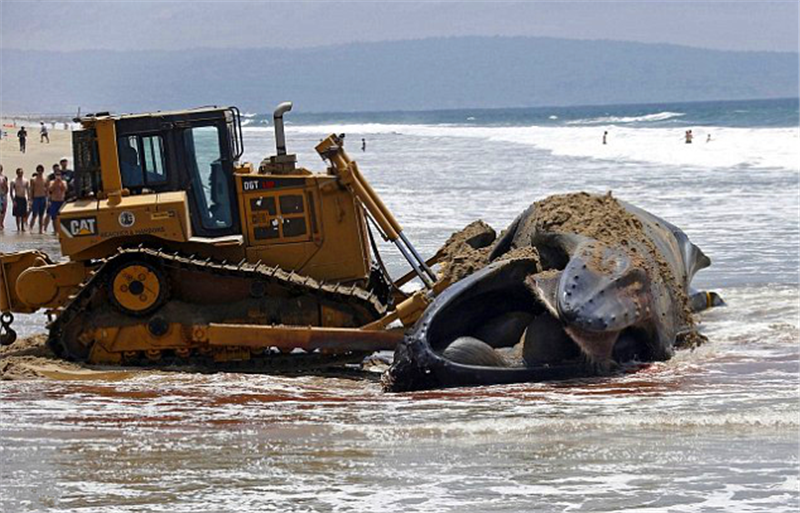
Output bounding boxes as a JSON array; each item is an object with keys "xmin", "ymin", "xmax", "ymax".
[
  {"xmin": 29, "ymin": 165, "xmax": 48, "ymax": 233},
  {"xmin": 0, "ymin": 165, "xmax": 8, "ymax": 231},
  {"xmin": 10, "ymin": 168, "xmax": 29, "ymax": 232},
  {"xmin": 43, "ymin": 163, "xmax": 60, "ymax": 231},
  {"xmin": 47, "ymin": 170, "xmax": 68, "ymax": 234}
]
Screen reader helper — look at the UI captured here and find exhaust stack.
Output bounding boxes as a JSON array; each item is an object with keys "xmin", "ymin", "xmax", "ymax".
[
  {"xmin": 273, "ymin": 102, "xmax": 293, "ymax": 156},
  {"xmin": 259, "ymin": 102, "xmax": 297, "ymax": 174}
]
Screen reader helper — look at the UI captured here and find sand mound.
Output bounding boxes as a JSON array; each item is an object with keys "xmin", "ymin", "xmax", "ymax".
[
  {"xmin": 436, "ymin": 220, "xmax": 542, "ymax": 285},
  {"xmin": 0, "ymin": 334, "xmax": 52, "ymax": 358},
  {"xmin": 436, "ymin": 220, "xmax": 496, "ymax": 284},
  {"xmin": 531, "ymin": 191, "xmax": 642, "ymax": 243},
  {"xmin": 1, "ymin": 335, "xmax": 75, "ymax": 380},
  {"xmin": 0, "ymin": 335, "xmax": 132, "ymax": 381}
]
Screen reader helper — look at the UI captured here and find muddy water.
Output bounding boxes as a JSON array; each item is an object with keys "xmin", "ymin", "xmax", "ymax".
[{"xmin": 1, "ymin": 120, "xmax": 799, "ymax": 512}]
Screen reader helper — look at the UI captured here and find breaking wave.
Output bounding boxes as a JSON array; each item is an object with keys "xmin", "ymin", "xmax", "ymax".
[
  {"xmin": 567, "ymin": 111, "xmax": 686, "ymax": 124},
  {"xmin": 266, "ymin": 122, "xmax": 799, "ymax": 171}
]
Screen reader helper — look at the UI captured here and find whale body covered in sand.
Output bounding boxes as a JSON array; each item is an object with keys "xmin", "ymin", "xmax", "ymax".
[{"xmin": 383, "ymin": 192, "xmax": 724, "ymax": 392}]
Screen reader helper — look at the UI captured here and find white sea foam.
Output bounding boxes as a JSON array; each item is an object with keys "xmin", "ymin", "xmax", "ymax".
[
  {"xmin": 566, "ymin": 110, "xmax": 685, "ymax": 124},
  {"xmin": 266, "ymin": 123, "xmax": 800, "ymax": 171},
  {"xmin": 342, "ymin": 408, "xmax": 800, "ymax": 442}
]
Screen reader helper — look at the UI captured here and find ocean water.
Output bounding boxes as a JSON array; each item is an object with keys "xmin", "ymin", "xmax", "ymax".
[{"xmin": 1, "ymin": 98, "xmax": 799, "ymax": 512}]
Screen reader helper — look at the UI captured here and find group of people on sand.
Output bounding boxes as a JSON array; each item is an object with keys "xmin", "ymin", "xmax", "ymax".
[{"xmin": 0, "ymin": 160, "xmax": 73, "ymax": 234}]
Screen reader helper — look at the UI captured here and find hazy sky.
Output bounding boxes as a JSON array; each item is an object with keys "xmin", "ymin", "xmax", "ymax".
[{"xmin": 1, "ymin": 1, "xmax": 797, "ymax": 53}]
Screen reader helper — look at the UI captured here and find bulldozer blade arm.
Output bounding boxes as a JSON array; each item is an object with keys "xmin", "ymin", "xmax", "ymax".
[{"xmin": 207, "ymin": 324, "xmax": 402, "ymax": 352}]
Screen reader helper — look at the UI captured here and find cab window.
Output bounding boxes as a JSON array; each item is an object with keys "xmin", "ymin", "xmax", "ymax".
[
  {"xmin": 184, "ymin": 126, "xmax": 234, "ymax": 231},
  {"xmin": 118, "ymin": 134, "xmax": 166, "ymax": 189},
  {"xmin": 142, "ymin": 136, "xmax": 166, "ymax": 183},
  {"xmin": 118, "ymin": 135, "xmax": 143, "ymax": 187}
]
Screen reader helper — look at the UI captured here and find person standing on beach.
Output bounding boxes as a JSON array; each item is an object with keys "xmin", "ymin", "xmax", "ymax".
[
  {"xmin": 0, "ymin": 165, "xmax": 8, "ymax": 231},
  {"xmin": 42, "ymin": 163, "xmax": 60, "ymax": 231},
  {"xmin": 10, "ymin": 168, "xmax": 29, "ymax": 232},
  {"xmin": 603, "ymin": 131, "xmax": 608, "ymax": 145},
  {"xmin": 58, "ymin": 158, "xmax": 75, "ymax": 199},
  {"xmin": 59, "ymin": 158, "xmax": 73, "ymax": 179},
  {"xmin": 47, "ymin": 170, "xmax": 67, "ymax": 235},
  {"xmin": 361, "ymin": 138, "xmax": 366, "ymax": 152},
  {"xmin": 685, "ymin": 130, "xmax": 693, "ymax": 144},
  {"xmin": 17, "ymin": 126, "xmax": 27, "ymax": 153},
  {"xmin": 40, "ymin": 122, "xmax": 49, "ymax": 143},
  {"xmin": 29, "ymin": 165, "xmax": 48, "ymax": 233},
  {"xmin": 47, "ymin": 163, "xmax": 60, "ymax": 182}
]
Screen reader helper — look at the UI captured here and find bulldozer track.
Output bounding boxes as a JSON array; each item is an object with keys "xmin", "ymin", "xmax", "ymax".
[{"xmin": 47, "ymin": 246, "xmax": 388, "ymax": 372}]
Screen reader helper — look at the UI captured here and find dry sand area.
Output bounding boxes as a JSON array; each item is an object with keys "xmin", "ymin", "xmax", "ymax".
[{"xmin": 0, "ymin": 122, "xmax": 74, "ymax": 178}]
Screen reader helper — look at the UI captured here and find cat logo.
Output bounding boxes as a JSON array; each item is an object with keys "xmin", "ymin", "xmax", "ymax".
[{"xmin": 61, "ymin": 216, "xmax": 98, "ymax": 238}]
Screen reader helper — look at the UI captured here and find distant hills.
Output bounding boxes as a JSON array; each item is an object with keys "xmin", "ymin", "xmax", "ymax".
[{"xmin": 1, "ymin": 37, "xmax": 797, "ymax": 114}]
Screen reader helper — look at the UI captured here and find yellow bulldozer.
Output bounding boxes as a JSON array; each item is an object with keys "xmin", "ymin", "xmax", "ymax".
[{"xmin": 0, "ymin": 103, "xmax": 445, "ymax": 371}]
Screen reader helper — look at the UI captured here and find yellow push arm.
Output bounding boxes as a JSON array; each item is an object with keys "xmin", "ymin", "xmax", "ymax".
[{"xmin": 315, "ymin": 134, "xmax": 437, "ymax": 288}]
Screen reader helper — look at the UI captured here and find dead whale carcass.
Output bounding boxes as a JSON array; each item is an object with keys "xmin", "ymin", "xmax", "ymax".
[{"xmin": 383, "ymin": 192, "xmax": 723, "ymax": 392}]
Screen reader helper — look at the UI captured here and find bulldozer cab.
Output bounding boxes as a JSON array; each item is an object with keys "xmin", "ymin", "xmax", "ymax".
[
  {"xmin": 63, "ymin": 105, "xmax": 379, "ymax": 285},
  {"xmin": 73, "ymin": 107, "xmax": 244, "ymax": 238}
]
